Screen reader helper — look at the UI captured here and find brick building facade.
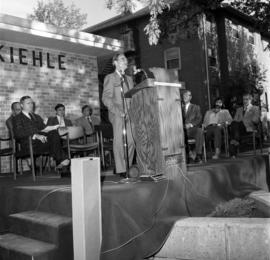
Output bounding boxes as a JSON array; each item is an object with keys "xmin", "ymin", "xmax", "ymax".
[
  {"xmin": 85, "ymin": 6, "xmax": 270, "ymax": 118},
  {"xmin": 0, "ymin": 14, "xmax": 122, "ymax": 173},
  {"xmin": 1, "ymin": 40, "xmax": 99, "ymax": 125}
]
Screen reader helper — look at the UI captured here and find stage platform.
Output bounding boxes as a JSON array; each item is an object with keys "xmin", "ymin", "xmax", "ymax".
[{"xmin": 0, "ymin": 155, "xmax": 269, "ymax": 260}]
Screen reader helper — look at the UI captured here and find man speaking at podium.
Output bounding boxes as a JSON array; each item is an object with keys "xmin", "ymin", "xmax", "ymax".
[{"xmin": 102, "ymin": 53, "xmax": 135, "ymax": 176}]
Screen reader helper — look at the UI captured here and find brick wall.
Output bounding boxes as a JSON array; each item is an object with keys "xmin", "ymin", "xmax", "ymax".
[{"xmin": 0, "ymin": 40, "xmax": 99, "ymax": 173}]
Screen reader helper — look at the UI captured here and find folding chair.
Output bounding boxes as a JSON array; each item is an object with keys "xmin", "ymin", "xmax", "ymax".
[{"xmin": 63, "ymin": 126, "xmax": 100, "ymax": 159}]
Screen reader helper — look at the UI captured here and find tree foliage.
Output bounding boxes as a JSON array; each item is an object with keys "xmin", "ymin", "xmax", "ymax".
[
  {"xmin": 28, "ymin": 0, "xmax": 87, "ymax": 30},
  {"xmin": 231, "ymin": 0, "xmax": 270, "ymax": 34},
  {"xmin": 105, "ymin": 0, "xmax": 270, "ymax": 45},
  {"xmin": 225, "ymin": 21, "xmax": 267, "ymax": 103}
]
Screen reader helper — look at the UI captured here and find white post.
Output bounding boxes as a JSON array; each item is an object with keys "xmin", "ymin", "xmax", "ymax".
[{"xmin": 71, "ymin": 157, "xmax": 102, "ymax": 260}]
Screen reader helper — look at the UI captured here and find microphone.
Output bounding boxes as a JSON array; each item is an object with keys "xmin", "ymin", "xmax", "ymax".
[
  {"xmin": 133, "ymin": 66, "xmax": 148, "ymax": 85},
  {"xmin": 133, "ymin": 66, "xmax": 148, "ymax": 79}
]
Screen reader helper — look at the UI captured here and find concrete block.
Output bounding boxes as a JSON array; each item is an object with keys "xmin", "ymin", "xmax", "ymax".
[
  {"xmin": 156, "ymin": 217, "xmax": 270, "ymax": 260},
  {"xmin": 225, "ymin": 219, "xmax": 270, "ymax": 260},
  {"xmin": 157, "ymin": 218, "xmax": 226, "ymax": 260}
]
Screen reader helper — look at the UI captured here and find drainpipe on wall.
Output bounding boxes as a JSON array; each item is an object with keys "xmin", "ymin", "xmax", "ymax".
[{"xmin": 202, "ymin": 14, "xmax": 211, "ymax": 110}]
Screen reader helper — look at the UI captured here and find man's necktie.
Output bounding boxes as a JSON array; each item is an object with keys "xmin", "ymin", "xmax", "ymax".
[
  {"xmin": 122, "ymin": 74, "xmax": 130, "ymax": 91},
  {"xmin": 29, "ymin": 113, "xmax": 35, "ymax": 121},
  {"xmin": 87, "ymin": 117, "xmax": 93, "ymax": 130},
  {"xmin": 243, "ymin": 108, "xmax": 246, "ymax": 116}
]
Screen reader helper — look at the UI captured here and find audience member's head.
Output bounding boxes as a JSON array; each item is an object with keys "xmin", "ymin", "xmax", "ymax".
[
  {"xmin": 242, "ymin": 93, "xmax": 252, "ymax": 107},
  {"xmin": 112, "ymin": 53, "xmax": 128, "ymax": 74},
  {"xmin": 183, "ymin": 90, "xmax": 192, "ymax": 104},
  {"xmin": 20, "ymin": 96, "xmax": 34, "ymax": 113},
  {"xmin": 55, "ymin": 104, "xmax": 65, "ymax": 118},
  {"xmin": 214, "ymin": 97, "xmax": 224, "ymax": 109},
  {"xmin": 81, "ymin": 105, "xmax": 93, "ymax": 117},
  {"xmin": 11, "ymin": 102, "xmax": 21, "ymax": 116}
]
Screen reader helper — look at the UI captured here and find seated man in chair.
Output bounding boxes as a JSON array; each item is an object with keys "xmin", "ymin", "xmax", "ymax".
[
  {"xmin": 13, "ymin": 96, "xmax": 70, "ymax": 169},
  {"xmin": 6, "ymin": 101, "xmax": 21, "ymax": 138},
  {"xmin": 203, "ymin": 97, "xmax": 232, "ymax": 159},
  {"xmin": 182, "ymin": 90, "xmax": 204, "ymax": 163},
  {"xmin": 47, "ymin": 103, "xmax": 73, "ymax": 127},
  {"xmin": 75, "ymin": 105, "xmax": 100, "ymax": 135},
  {"xmin": 229, "ymin": 93, "xmax": 260, "ymax": 158}
]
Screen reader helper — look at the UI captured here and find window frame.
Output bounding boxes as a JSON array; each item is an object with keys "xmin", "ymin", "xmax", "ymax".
[{"xmin": 164, "ymin": 47, "xmax": 181, "ymax": 70}]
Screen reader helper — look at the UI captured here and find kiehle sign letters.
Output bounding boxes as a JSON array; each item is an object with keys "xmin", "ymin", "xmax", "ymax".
[{"xmin": 0, "ymin": 44, "xmax": 66, "ymax": 70}]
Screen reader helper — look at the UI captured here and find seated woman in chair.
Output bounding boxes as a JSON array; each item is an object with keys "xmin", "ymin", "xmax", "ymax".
[{"xmin": 203, "ymin": 97, "xmax": 232, "ymax": 159}]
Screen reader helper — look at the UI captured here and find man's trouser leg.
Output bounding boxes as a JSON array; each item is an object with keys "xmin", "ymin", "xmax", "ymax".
[
  {"xmin": 111, "ymin": 116, "xmax": 135, "ymax": 174},
  {"xmin": 187, "ymin": 127, "xmax": 203, "ymax": 155}
]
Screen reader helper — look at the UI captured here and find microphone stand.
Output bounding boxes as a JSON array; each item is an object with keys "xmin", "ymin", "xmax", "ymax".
[{"xmin": 119, "ymin": 75, "xmax": 137, "ymax": 184}]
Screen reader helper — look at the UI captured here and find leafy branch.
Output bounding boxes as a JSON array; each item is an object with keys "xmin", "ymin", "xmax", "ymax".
[
  {"xmin": 105, "ymin": 0, "xmax": 270, "ymax": 46},
  {"xmin": 28, "ymin": 0, "xmax": 87, "ymax": 30}
]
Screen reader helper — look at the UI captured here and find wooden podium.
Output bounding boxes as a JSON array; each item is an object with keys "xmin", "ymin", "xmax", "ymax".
[{"xmin": 125, "ymin": 78, "xmax": 187, "ymax": 176}]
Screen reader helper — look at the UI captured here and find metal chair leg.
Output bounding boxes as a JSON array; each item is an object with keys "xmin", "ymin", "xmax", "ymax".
[
  {"xmin": 253, "ymin": 133, "xmax": 256, "ymax": 155},
  {"xmin": 13, "ymin": 155, "xmax": 17, "ymax": 180},
  {"xmin": 29, "ymin": 139, "xmax": 36, "ymax": 182},
  {"xmin": 100, "ymin": 132, "xmax": 105, "ymax": 168},
  {"xmin": 203, "ymin": 141, "xmax": 207, "ymax": 162},
  {"xmin": 39, "ymin": 156, "xmax": 43, "ymax": 176},
  {"xmin": 260, "ymin": 135, "xmax": 263, "ymax": 153},
  {"xmin": 9, "ymin": 155, "xmax": 12, "ymax": 174},
  {"xmin": 19, "ymin": 159, "xmax": 24, "ymax": 175},
  {"xmin": 224, "ymin": 127, "xmax": 229, "ymax": 157}
]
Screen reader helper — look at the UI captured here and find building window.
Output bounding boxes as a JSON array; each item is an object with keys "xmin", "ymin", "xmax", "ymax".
[
  {"xmin": 232, "ymin": 24, "xmax": 240, "ymax": 39},
  {"xmin": 121, "ymin": 27, "xmax": 135, "ymax": 52},
  {"xmin": 208, "ymin": 48, "xmax": 217, "ymax": 67},
  {"xmin": 164, "ymin": 47, "xmax": 181, "ymax": 69}
]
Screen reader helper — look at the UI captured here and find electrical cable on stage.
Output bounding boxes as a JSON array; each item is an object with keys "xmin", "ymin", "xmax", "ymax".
[
  {"xmin": 102, "ymin": 163, "xmax": 214, "ymax": 254},
  {"xmin": 35, "ymin": 186, "xmax": 71, "ymax": 211},
  {"xmin": 101, "ymin": 168, "xmax": 170, "ymax": 255},
  {"xmin": 101, "ymin": 161, "xmax": 217, "ymax": 255}
]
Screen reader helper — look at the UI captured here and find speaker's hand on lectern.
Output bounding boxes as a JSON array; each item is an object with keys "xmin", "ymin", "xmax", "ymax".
[{"xmin": 185, "ymin": 123, "xmax": 193, "ymax": 129}]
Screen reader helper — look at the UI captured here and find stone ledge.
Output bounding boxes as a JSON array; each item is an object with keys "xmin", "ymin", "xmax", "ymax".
[{"xmin": 155, "ymin": 217, "xmax": 270, "ymax": 260}]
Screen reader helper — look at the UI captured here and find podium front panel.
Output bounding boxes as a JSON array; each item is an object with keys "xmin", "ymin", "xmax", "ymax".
[
  {"xmin": 156, "ymin": 86, "xmax": 186, "ymax": 171},
  {"xmin": 129, "ymin": 84, "xmax": 186, "ymax": 175},
  {"xmin": 129, "ymin": 87, "xmax": 164, "ymax": 175}
]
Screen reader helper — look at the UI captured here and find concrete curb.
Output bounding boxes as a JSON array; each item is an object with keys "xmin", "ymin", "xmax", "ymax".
[{"xmin": 154, "ymin": 217, "xmax": 270, "ymax": 260}]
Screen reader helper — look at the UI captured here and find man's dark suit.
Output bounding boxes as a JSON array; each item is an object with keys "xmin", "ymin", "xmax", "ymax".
[
  {"xmin": 229, "ymin": 105, "xmax": 260, "ymax": 156},
  {"xmin": 13, "ymin": 112, "xmax": 67, "ymax": 164},
  {"xmin": 47, "ymin": 116, "xmax": 73, "ymax": 127},
  {"xmin": 183, "ymin": 103, "xmax": 202, "ymax": 127},
  {"xmin": 182, "ymin": 103, "xmax": 203, "ymax": 155},
  {"xmin": 6, "ymin": 115, "xmax": 15, "ymax": 138}
]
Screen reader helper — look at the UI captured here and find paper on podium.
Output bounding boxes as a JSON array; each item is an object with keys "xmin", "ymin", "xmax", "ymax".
[{"xmin": 71, "ymin": 157, "xmax": 101, "ymax": 260}]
